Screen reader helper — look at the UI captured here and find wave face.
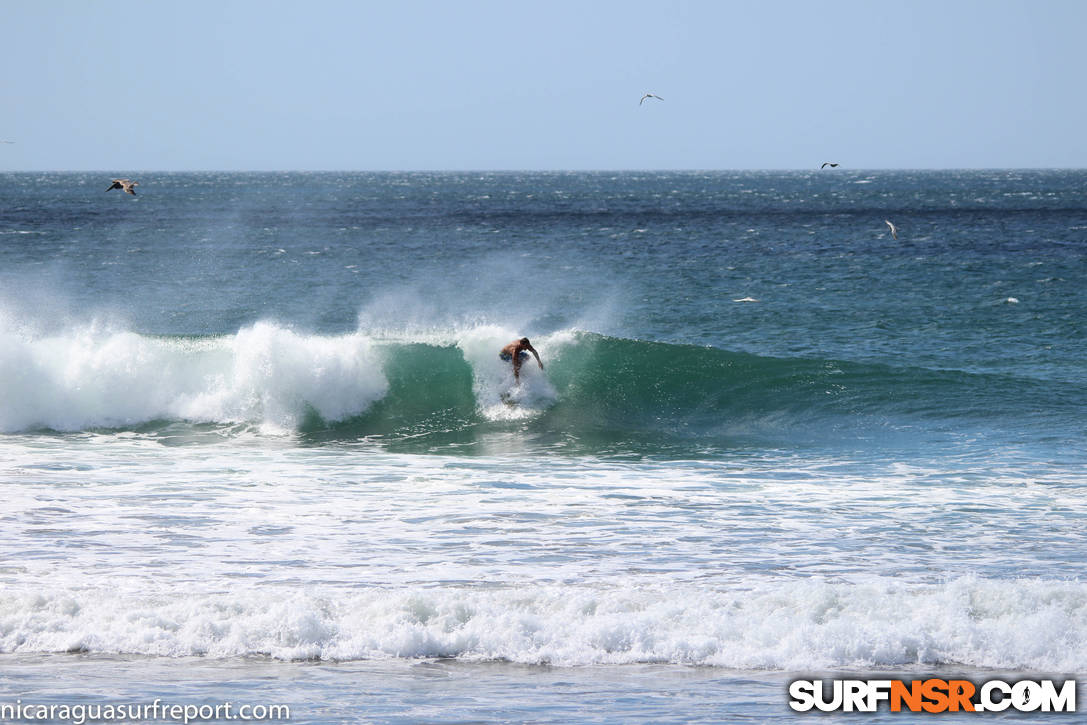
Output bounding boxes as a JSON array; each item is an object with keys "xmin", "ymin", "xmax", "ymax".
[
  {"xmin": 535, "ymin": 333, "xmax": 1084, "ymax": 443},
  {"xmin": 1, "ymin": 323, "xmax": 1081, "ymax": 453},
  {"xmin": 3, "ymin": 578, "xmax": 1086, "ymax": 670}
]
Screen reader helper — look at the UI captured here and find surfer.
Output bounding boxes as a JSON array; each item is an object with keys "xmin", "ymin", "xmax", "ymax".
[{"xmin": 499, "ymin": 337, "xmax": 543, "ymax": 382}]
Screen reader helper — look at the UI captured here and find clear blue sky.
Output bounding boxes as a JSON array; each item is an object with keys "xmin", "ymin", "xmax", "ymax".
[{"xmin": 3, "ymin": 0, "xmax": 1085, "ymax": 170}]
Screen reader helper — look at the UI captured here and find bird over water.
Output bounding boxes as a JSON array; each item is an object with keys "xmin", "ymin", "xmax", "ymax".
[{"xmin": 107, "ymin": 179, "xmax": 138, "ymax": 195}]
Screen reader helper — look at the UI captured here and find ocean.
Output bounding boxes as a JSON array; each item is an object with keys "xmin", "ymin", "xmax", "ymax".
[{"xmin": 0, "ymin": 170, "xmax": 1084, "ymax": 722}]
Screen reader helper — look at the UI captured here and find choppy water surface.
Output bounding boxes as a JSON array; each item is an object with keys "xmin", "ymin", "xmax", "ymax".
[{"xmin": 1, "ymin": 171, "xmax": 1084, "ymax": 721}]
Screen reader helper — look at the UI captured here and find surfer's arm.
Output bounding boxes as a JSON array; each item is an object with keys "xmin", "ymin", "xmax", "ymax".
[{"xmin": 522, "ymin": 343, "xmax": 543, "ymax": 369}]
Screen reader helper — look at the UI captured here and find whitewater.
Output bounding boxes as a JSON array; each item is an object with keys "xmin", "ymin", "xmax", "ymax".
[{"xmin": 1, "ymin": 170, "xmax": 1085, "ymax": 722}]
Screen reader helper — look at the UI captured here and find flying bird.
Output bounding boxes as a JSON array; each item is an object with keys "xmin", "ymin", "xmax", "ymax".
[
  {"xmin": 885, "ymin": 219, "xmax": 898, "ymax": 240},
  {"xmin": 639, "ymin": 93, "xmax": 663, "ymax": 105},
  {"xmin": 107, "ymin": 179, "xmax": 138, "ymax": 195},
  {"xmin": 820, "ymin": 162, "xmax": 839, "ymax": 169}
]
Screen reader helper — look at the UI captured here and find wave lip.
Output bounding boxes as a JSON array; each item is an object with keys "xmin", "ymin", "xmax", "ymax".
[{"xmin": 3, "ymin": 577, "xmax": 1085, "ymax": 670}]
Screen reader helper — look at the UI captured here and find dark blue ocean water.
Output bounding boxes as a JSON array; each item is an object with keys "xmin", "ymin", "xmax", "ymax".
[
  {"xmin": 1, "ymin": 170, "xmax": 1084, "ymax": 457},
  {"xmin": 4, "ymin": 171, "xmax": 1085, "ymax": 359},
  {"xmin": 1, "ymin": 171, "xmax": 1085, "ymax": 722}
]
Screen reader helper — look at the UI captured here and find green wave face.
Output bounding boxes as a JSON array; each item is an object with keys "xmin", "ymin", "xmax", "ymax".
[
  {"xmin": 303, "ymin": 332, "xmax": 1083, "ymax": 456},
  {"xmin": 314, "ymin": 342, "xmax": 480, "ymax": 440}
]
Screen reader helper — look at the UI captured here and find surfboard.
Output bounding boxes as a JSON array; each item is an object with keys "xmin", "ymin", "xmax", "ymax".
[{"xmin": 500, "ymin": 382, "xmax": 525, "ymax": 407}]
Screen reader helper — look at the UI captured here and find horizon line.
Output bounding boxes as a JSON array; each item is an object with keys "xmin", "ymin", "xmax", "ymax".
[{"xmin": 1, "ymin": 166, "xmax": 1085, "ymax": 174}]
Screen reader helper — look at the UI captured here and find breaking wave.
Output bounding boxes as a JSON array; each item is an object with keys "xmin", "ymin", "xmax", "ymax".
[
  {"xmin": 1, "ymin": 322, "xmax": 1080, "ymax": 451},
  {"xmin": 2, "ymin": 577, "xmax": 1085, "ymax": 670}
]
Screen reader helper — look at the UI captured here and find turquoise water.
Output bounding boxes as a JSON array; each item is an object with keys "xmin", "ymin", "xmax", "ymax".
[{"xmin": 0, "ymin": 171, "xmax": 1084, "ymax": 721}]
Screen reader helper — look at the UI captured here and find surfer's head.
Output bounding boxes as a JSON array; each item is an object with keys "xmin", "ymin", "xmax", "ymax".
[{"xmin": 520, "ymin": 337, "xmax": 531, "ymax": 346}]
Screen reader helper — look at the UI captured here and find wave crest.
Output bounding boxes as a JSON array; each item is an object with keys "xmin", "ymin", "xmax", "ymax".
[{"xmin": 0, "ymin": 321, "xmax": 387, "ymax": 432}]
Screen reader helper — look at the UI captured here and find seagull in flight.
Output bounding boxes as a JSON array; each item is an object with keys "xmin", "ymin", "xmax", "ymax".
[
  {"xmin": 640, "ymin": 93, "xmax": 663, "ymax": 105},
  {"xmin": 885, "ymin": 219, "xmax": 898, "ymax": 240},
  {"xmin": 107, "ymin": 178, "xmax": 138, "ymax": 195},
  {"xmin": 820, "ymin": 162, "xmax": 839, "ymax": 169}
]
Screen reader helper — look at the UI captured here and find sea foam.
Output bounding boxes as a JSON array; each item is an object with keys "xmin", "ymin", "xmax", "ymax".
[
  {"xmin": 2, "ymin": 577, "xmax": 1085, "ymax": 670},
  {"xmin": 455, "ymin": 325, "xmax": 559, "ymax": 421},
  {"xmin": 0, "ymin": 320, "xmax": 388, "ymax": 432}
]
